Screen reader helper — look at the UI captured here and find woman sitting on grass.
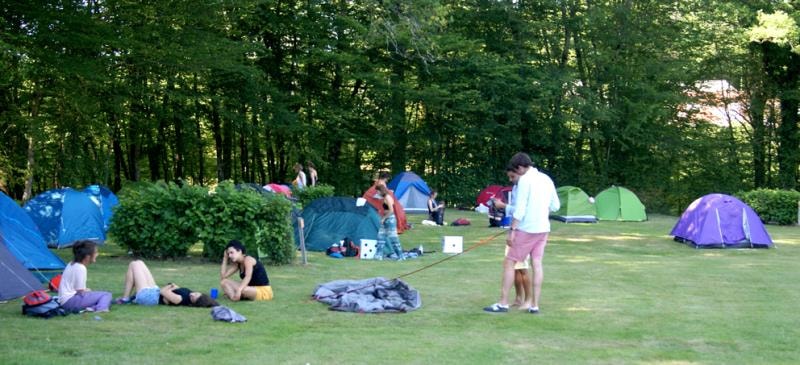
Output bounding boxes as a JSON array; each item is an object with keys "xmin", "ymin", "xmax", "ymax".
[
  {"xmin": 58, "ymin": 240, "xmax": 112, "ymax": 313},
  {"xmin": 220, "ymin": 240, "xmax": 273, "ymax": 301},
  {"xmin": 114, "ymin": 260, "xmax": 218, "ymax": 307}
]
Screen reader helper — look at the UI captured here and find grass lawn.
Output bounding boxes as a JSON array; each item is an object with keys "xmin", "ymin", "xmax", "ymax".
[{"xmin": 2, "ymin": 211, "xmax": 799, "ymax": 364}]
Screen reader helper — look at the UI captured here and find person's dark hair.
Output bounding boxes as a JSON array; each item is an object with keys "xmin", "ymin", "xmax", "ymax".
[
  {"xmin": 307, "ymin": 161, "xmax": 315, "ymax": 169},
  {"xmin": 508, "ymin": 152, "xmax": 533, "ymax": 169},
  {"xmin": 193, "ymin": 294, "xmax": 219, "ymax": 308},
  {"xmin": 377, "ymin": 171, "xmax": 391, "ymax": 181},
  {"xmin": 377, "ymin": 184, "xmax": 390, "ymax": 195},
  {"xmin": 225, "ymin": 240, "xmax": 246, "ymax": 255},
  {"xmin": 429, "ymin": 189, "xmax": 437, "ymax": 196},
  {"xmin": 72, "ymin": 240, "xmax": 97, "ymax": 263},
  {"xmin": 505, "ymin": 164, "xmax": 516, "ymax": 172}
]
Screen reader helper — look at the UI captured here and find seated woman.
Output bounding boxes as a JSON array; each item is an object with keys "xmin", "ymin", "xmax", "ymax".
[
  {"xmin": 58, "ymin": 240, "xmax": 112, "ymax": 312},
  {"xmin": 220, "ymin": 240, "xmax": 273, "ymax": 301},
  {"xmin": 115, "ymin": 260, "xmax": 218, "ymax": 307},
  {"xmin": 427, "ymin": 190, "xmax": 445, "ymax": 226}
]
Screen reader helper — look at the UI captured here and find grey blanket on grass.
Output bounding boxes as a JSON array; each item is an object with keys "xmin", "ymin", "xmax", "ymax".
[{"xmin": 312, "ymin": 277, "xmax": 421, "ymax": 313}]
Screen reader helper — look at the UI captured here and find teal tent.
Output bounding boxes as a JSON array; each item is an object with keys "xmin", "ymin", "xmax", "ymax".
[
  {"xmin": 595, "ymin": 186, "xmax": 647, "ymax": 221},
  {"xmin": 295, "ymin": 197, "xmax": 381, "ymax": 251},
  {"xmin": 550, "ymin": 186, "xmax": 597, "ymax": 223}
]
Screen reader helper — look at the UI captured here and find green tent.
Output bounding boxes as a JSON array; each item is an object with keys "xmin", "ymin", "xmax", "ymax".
[
  {"xmin": 294, "ymin": 197, "xmax": 380, "ymax": 251},
  {"xmin": 595, "ymin": 186, "xmax": 647, "ymax": 221},
  {"xmin": 550, "ymin": 186, "xmax": 597, "ymax": 223}
]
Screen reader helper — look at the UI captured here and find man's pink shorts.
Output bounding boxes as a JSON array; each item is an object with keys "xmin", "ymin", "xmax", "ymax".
[{"xmin": 506, "ymin": 231, "xmax": 549, "ymax": 263}]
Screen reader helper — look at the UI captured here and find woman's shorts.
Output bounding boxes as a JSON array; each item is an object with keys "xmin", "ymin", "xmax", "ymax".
[
  {"xmin": 254, "ymin": 286, "xmax": 273, "ymax": 301},
  {"xmin": 134, "ymin": 286, "xmax": 160, "ymax": 306}
]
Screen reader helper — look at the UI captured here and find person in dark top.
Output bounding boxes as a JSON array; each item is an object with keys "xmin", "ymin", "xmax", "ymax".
[
  {"xmin": 375, "ymin": 184, "xmax": 404, "ymax": 260},
  {"xmin": 427, "ymin": 190, "xmax": 445, "ymax": 226},
  {"xmin": 115, "ymin": 260, "xmax": 218, "ymax": 307},
  {"xmin": 220, "ymin": 240, "xmax": 274, "ymax": 301}
]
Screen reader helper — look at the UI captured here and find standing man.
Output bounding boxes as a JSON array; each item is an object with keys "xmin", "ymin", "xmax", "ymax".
[{"xmin": 484, "ymin": 152, "xmax": 559, "ymax": 314}]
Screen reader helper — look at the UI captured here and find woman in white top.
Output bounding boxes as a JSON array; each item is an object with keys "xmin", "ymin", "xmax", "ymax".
[
  {"xmin": 292, "ymin": 163, "xmax": 307, "ymax": 189},
  {"xmin": 58, "ymin": 240, "xmax": 112, "ymax": 312}
]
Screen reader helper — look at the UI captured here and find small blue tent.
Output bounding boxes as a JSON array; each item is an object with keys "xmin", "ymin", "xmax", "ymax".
[
  {"xmin": 0, "ymin": 191, "xmax": 65, "ymax": 272},
  {"xmin": 387, "ymin": 171, "xmax": 432, "ymax": 214},
  {"xmin": 24, "ymin": 188, "xmax": 105, "ymax": 248},
  {"xmin": 83, "ymin": 185, "xmax": 119, "ymax": 230}
]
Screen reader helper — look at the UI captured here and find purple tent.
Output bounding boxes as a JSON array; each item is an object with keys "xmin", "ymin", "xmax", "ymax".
[{"xmin": 670, "ymin": 194, "xmax": 773, "ymax": 248}]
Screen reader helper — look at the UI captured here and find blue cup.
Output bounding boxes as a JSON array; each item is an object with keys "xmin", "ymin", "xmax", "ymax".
[{"xmin": 210, "ymin": 288, "xmax": 218, "ymax": 299}]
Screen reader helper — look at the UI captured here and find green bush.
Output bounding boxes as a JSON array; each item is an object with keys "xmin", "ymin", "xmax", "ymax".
[
  {"xmin": 292, "ymin": 184, "xmax": 335, "ymax": 208},
  {"xmin": 195, "ymin": 181, "xmax": 294, "ymax": 265},
  {"xmin": 109, "ymin": 180, "xmax": 296, "ymax": 264},
  {"xmin": 737, "ymin": 189, "xmax": 800, "ymax": 225},
  {"xmin": 109, "ymin": 181, "xmax": 202, "ymax": 259}
]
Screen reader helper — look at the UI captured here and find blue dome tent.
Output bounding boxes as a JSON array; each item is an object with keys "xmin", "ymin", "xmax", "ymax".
[
  {"xmin": 387, "ymin": 171, "xmax": 432, "ymax": 214},
  {"xmin": 0, "ymin": 191, "xmax": 65, "ymax": 273},
  {"xmin": 24, "ymin": 188, "xmax": 106, "ymax": 248}
]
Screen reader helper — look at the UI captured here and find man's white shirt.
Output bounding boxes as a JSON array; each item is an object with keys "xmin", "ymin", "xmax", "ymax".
[{"xmin": 511, "ymin": 168, "xmax": 560, "ymax": 234}]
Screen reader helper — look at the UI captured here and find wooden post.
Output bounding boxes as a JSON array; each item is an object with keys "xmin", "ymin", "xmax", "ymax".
[{"xmin": 298, "ymin": 217, "xmax": 308, "ymax": 265}]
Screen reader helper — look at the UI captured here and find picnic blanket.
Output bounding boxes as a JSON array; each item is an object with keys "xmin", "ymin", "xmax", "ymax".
[{"xmin": 312, "ymin": 277, "xmax": 421, "ymax": 313}]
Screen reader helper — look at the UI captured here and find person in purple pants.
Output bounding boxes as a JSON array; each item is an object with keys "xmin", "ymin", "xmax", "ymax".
[{"xmin": 58, "ymin": 240, "xmax": 112, "ymax": 313}]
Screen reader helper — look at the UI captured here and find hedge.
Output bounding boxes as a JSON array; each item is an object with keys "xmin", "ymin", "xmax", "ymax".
[
  {"xmin": 109, "ymin": 181, "xmax": 295, "ymax": 264},
  {"xmin": 737, "ymin": 188, "xmax": 800, "ymax": 225}
]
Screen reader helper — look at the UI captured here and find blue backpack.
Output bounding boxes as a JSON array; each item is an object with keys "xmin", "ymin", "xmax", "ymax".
[{"xmin": 22, "ymin": 290, "xmax": 69, "ymax": 319}]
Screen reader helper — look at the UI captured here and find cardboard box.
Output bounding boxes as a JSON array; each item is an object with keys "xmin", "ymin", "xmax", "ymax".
[{"xmin": 442, "ymin": 236, "xmax": 463, "ymax": 254}]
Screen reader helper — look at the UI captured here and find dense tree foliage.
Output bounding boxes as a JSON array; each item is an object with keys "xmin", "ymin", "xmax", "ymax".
[{"xmin": 1, "ymin": 0, "xmax": 799, "ymax": 213}]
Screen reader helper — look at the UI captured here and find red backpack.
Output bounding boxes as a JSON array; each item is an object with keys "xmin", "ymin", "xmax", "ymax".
[
  {"xmin": 22, "ymin": 290, "xmax": 68, "ymax": 318},
  {"xmin": 23, "ymin": 290, "xmax": 52, "ymax": 306}
]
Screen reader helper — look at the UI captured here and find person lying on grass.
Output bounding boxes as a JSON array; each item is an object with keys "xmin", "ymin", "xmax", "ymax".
[
  {"xmin": 114, "ymin": 260, "xmax": 218, "ymax": 307},
  {"xmin": 220, "ymin": 240, "xmax": 273, "ymax": 301}
]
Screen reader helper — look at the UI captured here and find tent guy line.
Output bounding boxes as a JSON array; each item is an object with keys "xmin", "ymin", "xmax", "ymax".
[{"xmin": 312, "ymin": 229, "xmax": 508, "ymax": 302}]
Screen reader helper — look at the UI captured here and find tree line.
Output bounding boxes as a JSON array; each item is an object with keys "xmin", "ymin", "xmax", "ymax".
[{"xmin": 1, "ymin": 0, "xmax": 799, "ymax": 212}]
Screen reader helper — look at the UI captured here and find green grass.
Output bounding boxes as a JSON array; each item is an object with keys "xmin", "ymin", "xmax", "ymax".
[{"xmin": 2, "ymin": 212, "xmax": 800, "ymax": 364}]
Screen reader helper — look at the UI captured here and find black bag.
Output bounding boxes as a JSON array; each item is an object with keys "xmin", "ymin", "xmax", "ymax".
[
  {"xmin": 340, "ymin": 238, "xmax": 359, "ymax": 258},
  {"xmin": 22, "ymin": 293, "xmax": 69, "ymax": 319}
]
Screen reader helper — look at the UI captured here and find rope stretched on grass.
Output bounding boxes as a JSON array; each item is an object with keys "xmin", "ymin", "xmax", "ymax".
[{"xmin": 313, "ymin": 229, "xmax": 508, "ymax": 301}]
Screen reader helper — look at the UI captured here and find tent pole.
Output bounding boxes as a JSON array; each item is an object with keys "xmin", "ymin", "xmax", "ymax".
[{"xmin": 298, "ymin": 218, "xmax": 307, "ymax": 266}]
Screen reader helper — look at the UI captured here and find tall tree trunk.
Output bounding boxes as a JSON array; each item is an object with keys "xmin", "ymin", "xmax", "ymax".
[
  {"xmin": 389, "ymin": 62, "xmax": 407, "ymax": 173},
  {"xmin": 265, "ymin": 127, "xmax": 276, "ymax": 182},
  {"xmin": 211, "ymin": 98, "xmax": 225, "ymax": 181},
  {"xmin": 777, "ymin": 98, "xmax": 799, "ymax": 189},
  {"xmin": 23, "ymin": 135, "xmax": 34, "ymax": 201},
  {"xmin": 112, "ymin": 120, "xmax": 125, "ymax": 191},
  {"xmin": 749, "ymin": 89, "xmax": 767, "ymax": 187},
  {"xmin": 22, "ymin": 89, "xmax": 41, "ymax": 201},
  {"xmin": 222, "ymin": 113, "xmax": 234, "ymax": 182},
  {"xmin": 193, "ymin": 74, "xmax": 205, "ymax": 186}
]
